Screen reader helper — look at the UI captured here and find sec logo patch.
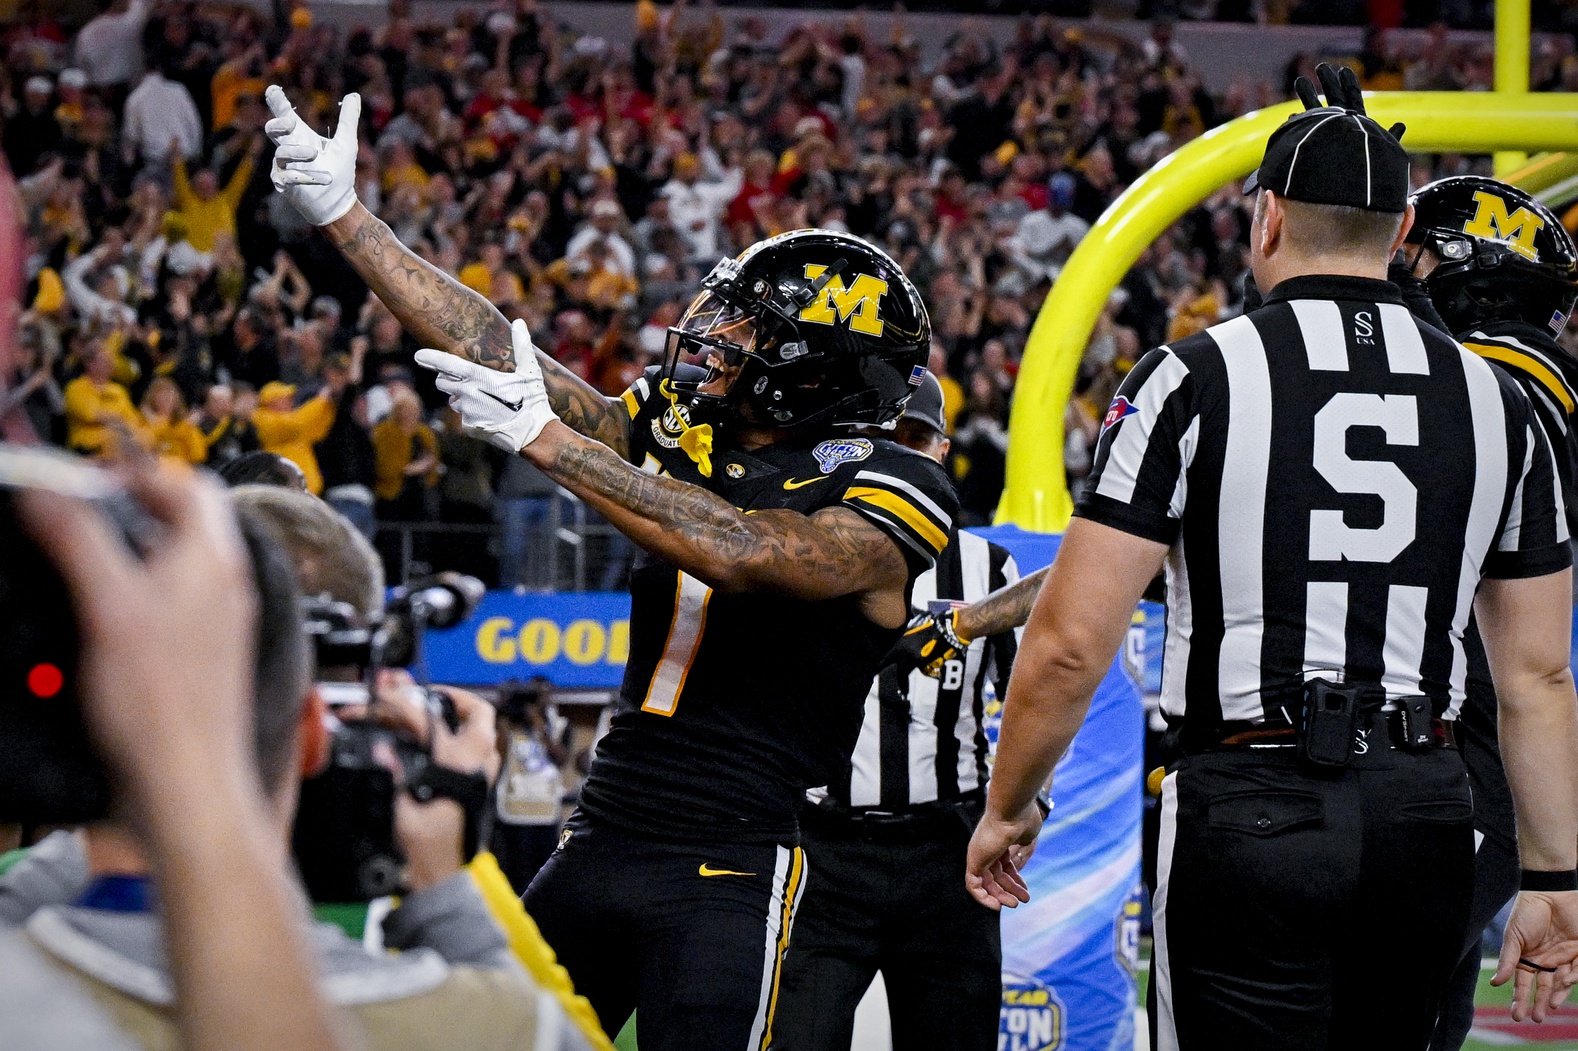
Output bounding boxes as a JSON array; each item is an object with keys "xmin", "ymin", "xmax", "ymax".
[{"xmin": 652, "ymin": 403, "xmax": 694, "ymax": 450}]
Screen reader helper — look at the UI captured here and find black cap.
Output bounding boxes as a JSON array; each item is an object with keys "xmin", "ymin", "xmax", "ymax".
[
  {"xmin": 901, "ymin": 371, "xmax": 948, "ymax": 436},
  {"xmin": 1244, "ymin": 110, "xmax": 1410, "ymax": 213},
  {"xmin": 1244, "ymin": 63, "xmax": 1409, "ymax": 214}
]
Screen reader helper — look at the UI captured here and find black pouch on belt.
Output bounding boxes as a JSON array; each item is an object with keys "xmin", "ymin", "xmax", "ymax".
[
  {"xmin": 1393, "ymin": 694, "xmax": 1435, "ymax": 751},
  {"xmin": 1298, "ymin": 680, "xmax": 1364, "ymax": 769}
]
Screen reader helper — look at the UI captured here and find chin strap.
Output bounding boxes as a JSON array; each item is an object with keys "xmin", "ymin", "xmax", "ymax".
[{"xmin": 657, "ymin": 379, "xmax": 715, "ymax": 477}]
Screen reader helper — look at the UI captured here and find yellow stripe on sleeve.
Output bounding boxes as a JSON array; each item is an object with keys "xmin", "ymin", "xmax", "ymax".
[
  {"xmin": 843, "ymin": 486, "xmax": 950, "ymax": 553},
  {"xmin": 621, "ymin": 389, "xmax": 642, "ymax": 418},
  {"xmin": 1464, "ymin": 341, "xmax": 1577, "ymax": 414}
]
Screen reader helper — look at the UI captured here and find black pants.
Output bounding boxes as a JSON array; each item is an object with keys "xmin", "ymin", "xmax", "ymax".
[
  {"xmin": 1428, "ymin": 831, "xmax": 1520, "ymax": 1050},
  {"xmin": 1151, "ymin": 746, "xmax": 1474, "ymax": 1051},
  {"xmin": 773, "ymin": 806, "xmax": 1000, "ymax": 1051},
  {"xmin": 522, "ymin": 812, "xmax": 806, "ymax": 1051}
]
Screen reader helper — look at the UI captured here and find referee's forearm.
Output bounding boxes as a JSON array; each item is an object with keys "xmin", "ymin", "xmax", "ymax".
[{"xmin": 1500, "ymin": 668, "xmax": 1578, "ymax": 872}]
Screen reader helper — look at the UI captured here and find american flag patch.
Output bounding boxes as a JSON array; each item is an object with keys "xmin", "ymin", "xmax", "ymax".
[
  {"xmin": 909, "ymin": 365, "xmax": 927, "ymax": 386},
  {"xmin": 1552, "ymin": 309, "xmax": 1569, "ymax": 335}
]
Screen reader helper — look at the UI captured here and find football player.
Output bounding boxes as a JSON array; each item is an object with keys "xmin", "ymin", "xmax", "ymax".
[
  {"xmin": 1396, "ymin": 176, "xmax": 1578, "ymax": 1051},
  {"xmin": 264, "ymin": 88, "xmax": 959, "ymax": 1051}
]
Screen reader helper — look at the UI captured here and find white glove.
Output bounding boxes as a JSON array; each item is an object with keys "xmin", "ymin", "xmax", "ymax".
[
  {"xmin": 414, "ymin": 320, "xmax": 556, "ymax": 454},
  {"xmin": 264, "ymin": 85, "xmax": 361, "ymax": 226}
]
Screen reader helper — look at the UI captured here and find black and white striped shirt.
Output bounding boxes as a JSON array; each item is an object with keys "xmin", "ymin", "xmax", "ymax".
[
  {"xmin": 834, "ymin": 530, "xmax": 1019, "ymax": 809},
  {"xmin": 1078, "ymin": 274, "xmax": 1571, "ymax": 729}
]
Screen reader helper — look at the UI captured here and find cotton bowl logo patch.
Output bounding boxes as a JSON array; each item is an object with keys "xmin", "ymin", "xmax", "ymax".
[
  {"xmin": 1101, "ymin": 396, "xmax": 1137, "ymax": 433},
  {"xmin": 999, "ymin": 975, "xmax": 1065, "ymax": 1051},
  {"xmin": 812, "ymin": 437, "xmax": 873, "ymax": 473},
  {"xmin": 652, "ymin": 403, "xmax": 693, "ymax": 450}
]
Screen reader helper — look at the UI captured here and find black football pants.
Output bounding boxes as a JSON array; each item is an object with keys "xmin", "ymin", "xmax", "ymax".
[
  {"xmin": 1151, "ymin": 746, "xmax": 1474, "ymax": 1051},
  {"xmin": 522, "ymin": 812, "xmax": 806, "ymax": 1051},
  {"xmin": 772, "ymin": 806, "xmax": 1001, "ymax": 1051}
]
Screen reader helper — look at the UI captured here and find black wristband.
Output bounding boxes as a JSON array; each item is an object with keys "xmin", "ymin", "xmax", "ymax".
[{"xmin": 1520, "ymin": 868, "xmax": 1578, "ymax": 892}]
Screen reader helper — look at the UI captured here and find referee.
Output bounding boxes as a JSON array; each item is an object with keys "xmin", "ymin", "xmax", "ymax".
[
  {"xmin": 968, "ymin": 64, "xmax": 1578, "ymax": 1050},
  {"xmin": 774, "ymin": 373, "xmax": 1023, "ymax": 1051}
]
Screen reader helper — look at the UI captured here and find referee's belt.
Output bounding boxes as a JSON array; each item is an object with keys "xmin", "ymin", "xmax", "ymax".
[
  {"xmin": 1210, "ymin": 708, "xmax": 1456, "ymax": 751},
  {"xmin": 803, "ymin": 792, "xmax": 983, "ymax": 835}
]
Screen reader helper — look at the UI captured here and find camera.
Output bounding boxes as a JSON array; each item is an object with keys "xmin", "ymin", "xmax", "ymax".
[
  {"xmin": 291, "ymin": 573, "xmax": 488, "ymax": 903},
  {"xmin": 0, "ymin": 447, "xmax": 161, "ymax": 825}
]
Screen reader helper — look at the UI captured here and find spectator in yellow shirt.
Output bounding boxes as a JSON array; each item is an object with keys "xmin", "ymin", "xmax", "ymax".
[
  {"xmin": 140, "ymin": 376, "xmax": 206, "ymax": 463},
  {"xmin": 372, "ymin": 388, "xmax": 440, "ymax": 505},
  {"xmin": 253, "ymin": 379, "xmax": 338, "ymax": 495},
  {"xmin": 63, "ymin": 347, "xmax": 146, "ymax": 456},
  {"xmin": 171, "ymin": 136, "xmax": 262, "ymax": 254},
  {"xmin": 372, "ymin": 387, "xmax": 440, "ymax": 583},
  {"xmin": 458, "ymin": 241, "xmax": 526, "ymax": 305}
]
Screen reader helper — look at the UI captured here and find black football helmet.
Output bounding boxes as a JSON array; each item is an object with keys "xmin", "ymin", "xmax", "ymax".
[
  {"xmin": 661, "ymin": 229, "xmax": 931, "ymax": 430},
  {"xmin": 1407, "ymin": 175, "xmax": 1578, "ymax": 337}
]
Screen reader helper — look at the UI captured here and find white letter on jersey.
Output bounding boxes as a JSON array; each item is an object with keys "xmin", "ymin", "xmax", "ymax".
[{"xmin": 1309, "ymin": 393, "xmax": 1419, "ymax": 563}]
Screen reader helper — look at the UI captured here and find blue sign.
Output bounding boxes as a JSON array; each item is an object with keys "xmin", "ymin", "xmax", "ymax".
[
  {"xmin": 423, "ymin": 591, "xmax": 632, "ymax": 689},
  {"xmin": 972, "ymin": 526, "xmax": 1144, "ymax": 1051}
]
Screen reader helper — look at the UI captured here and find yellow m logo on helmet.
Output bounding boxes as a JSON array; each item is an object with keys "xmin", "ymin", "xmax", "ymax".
[
  {"xmin": 798, "ymin": 264, "xmax": 888, "ymax": 336},
  {"xmin": 1463, "ymin": 190, "xmax": 1545, "ymax": 262}
]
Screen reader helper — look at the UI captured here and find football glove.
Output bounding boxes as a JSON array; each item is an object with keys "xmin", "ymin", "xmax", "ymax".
[
  {"xmin": 1294, "ymin": 61, "xmax": 1404, "ymax": 142},
  {"xmin": 414, "ymin": 320, "xmax": 555, "ymax": 454},
  {"xmin": 264, "ymin": 85, "xmax": 361, "ymax": 226},
  {"xmin": 882, "ymin": 608, "xmax": 972, "ymax": 680}
]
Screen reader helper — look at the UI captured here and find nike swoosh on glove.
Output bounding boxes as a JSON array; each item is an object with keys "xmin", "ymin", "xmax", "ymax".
[
  {"xmin": 414, "ymin": 320, "xmax": 556, "ymax": 454},
  {"xmin": 264, "ymin": 85, "xmax": 361, "ymax": 226}
]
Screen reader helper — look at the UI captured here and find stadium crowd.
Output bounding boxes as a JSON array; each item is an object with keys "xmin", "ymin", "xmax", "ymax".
[{"xmin": 4, "ymin": 0, "xmax": 1574, "ymax": 586}]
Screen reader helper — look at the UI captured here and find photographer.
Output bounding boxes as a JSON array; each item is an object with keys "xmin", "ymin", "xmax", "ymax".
[
  {"xmin": 2, "ymin": 462, "xmax": 354, "ymax": 1051},
  {"xmin": 1, "ymin": 480, "xmax": 595, "ymax": 1050}
]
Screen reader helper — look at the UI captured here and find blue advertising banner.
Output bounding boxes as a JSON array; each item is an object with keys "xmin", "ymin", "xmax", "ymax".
[
  {"xmin": 422, "ymin": 590, "xmax": 632, "ymax": 689},
  {"xmin": 972, "ymin": 526, "xmax": 1145, "ymax": 1051}
]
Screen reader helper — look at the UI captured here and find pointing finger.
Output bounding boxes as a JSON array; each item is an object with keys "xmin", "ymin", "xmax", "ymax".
[
  {"xmin": 1293, "ymin": 75, "xmax": 1321, "ymax": 112},
  {"xmin": 333, "ymin": 93, "xmax": 362, "ymax": 145},
  {"xmin": 264, "ymin": 85, "xmax": 298, "ymax": 123}
]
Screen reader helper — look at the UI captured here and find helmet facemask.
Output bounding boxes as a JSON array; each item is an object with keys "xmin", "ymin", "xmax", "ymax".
[{"xmin": 660, "ymin": 232, "xmax": 932, "ymax": 432}]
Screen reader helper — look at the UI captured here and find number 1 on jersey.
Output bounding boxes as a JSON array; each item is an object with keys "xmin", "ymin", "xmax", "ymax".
[{"xmin": 641, "ymin": 571, "xmax": 713, "ymax": 716}]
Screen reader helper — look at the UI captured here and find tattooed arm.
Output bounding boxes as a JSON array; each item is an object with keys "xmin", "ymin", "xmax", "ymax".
[
  {"xmin": 523, "ymin": 420, "xmax": 912, "ymax": 627},
  {"xmin": 319, "ymin": 202, "xmax": 632, "ymax": 457},
  {"xmin": 955, "ymin": 567, "xmax": 1048, "ymax": 641}
]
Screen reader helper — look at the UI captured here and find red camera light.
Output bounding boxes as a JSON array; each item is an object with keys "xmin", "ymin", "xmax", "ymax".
[{"xmin": 27, "ymin": 663, "xmax": 64, "ymax": 699}]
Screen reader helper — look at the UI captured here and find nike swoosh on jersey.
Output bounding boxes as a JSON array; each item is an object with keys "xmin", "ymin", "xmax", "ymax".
[
  {"xmin": 782, "ymin": 476, "xmax": 827, "ymax": 490},
  {"xmin": 698, "ymin": 863, "xmax": 757, "ymax": 877},
  {"xmin": 481, "ymin": 388, "xmax": 525, "ymax": 413}
]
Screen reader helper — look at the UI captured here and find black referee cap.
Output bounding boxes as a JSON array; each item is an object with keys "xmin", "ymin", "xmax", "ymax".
[{"xmin": 1244, "ymin": 63, "xmax": 1410, "ymax": 214}]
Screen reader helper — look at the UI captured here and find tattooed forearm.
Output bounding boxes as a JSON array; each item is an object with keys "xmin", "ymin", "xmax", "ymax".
[
  {"xmin": 536, "ymin": 354, "xmax": 633, "ymax": 458},
  {"xmin": 320, "ymin": 203, "xmax": 630, "ymax": 457},
  {"xmin": 534, "ymin": 426, "xmax": 905, "ymax": 599},
  {"xmin": 956, "ymin": 566, "xmax": 1048, "ymax": 641},
  {"xmin": 321, "ymin": 204, "xmax": 515, "ymax": 367}
]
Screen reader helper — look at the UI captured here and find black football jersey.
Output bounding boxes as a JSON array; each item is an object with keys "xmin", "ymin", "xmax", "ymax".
[{"xmin": 579, "ymin": 367, "xmax": 960, "ymax": 842}]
